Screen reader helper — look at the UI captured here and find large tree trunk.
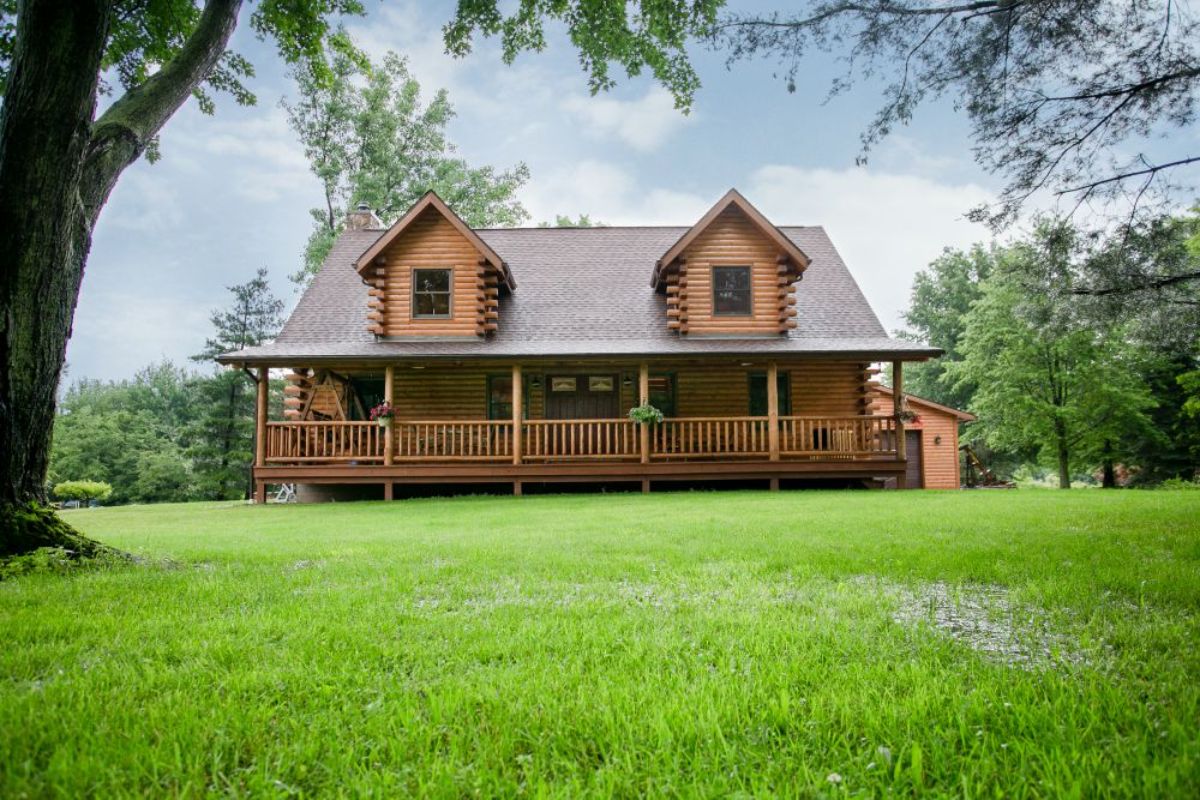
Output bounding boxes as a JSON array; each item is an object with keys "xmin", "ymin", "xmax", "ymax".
[
  {"xmin": 0, "ymin": 0, "xmax": 242, "ymax": 557},
  {"xmin": 1053, "ymin": 418, "xmax": 1071, "ymax": 489},
  {"xmin": 0, "ymin": 0, "xmax": 114, "ymax": 556}
]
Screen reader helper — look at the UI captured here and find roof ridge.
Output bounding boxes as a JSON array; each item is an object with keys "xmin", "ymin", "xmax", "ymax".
[{"xmin": 472, "ymin": 224, "xmax": 824, "ymax": 231}]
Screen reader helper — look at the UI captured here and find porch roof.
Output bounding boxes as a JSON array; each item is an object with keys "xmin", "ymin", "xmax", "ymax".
[{"xmin": 219, "ymin": 225, "xmax": 940, "ymax": 365}]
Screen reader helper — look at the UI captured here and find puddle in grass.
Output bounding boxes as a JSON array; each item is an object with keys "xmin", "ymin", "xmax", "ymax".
[
  {"xmin": 874, "ymin": 578, "xmax": 1089, "ymax": 669},
  {"xmin": 398, "ymin": 574, "xmax": 1095, "ymax": 669}
]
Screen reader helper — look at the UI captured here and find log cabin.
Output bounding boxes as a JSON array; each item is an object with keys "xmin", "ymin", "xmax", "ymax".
[{"xmin": 218, "ymin": 189, "xmax": 969, "ymax": 501}]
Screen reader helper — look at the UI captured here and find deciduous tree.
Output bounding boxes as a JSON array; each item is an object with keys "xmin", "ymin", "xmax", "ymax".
[
  {"xmin": 0, "ymin": 0, "xmax": 361, "ymax": 554},
  {"xmin": 284, "ymin": 49, "xmax": 529, "ymax": 286}
]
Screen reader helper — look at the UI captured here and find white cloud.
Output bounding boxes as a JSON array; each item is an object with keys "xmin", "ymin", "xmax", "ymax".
[
  {"xmin": 562, "ymin": 87, "xmax": 691, "ymax": 152},
  {"xmin": 747, "ymin": 164, "xmax": 993, "ymax": 333}
]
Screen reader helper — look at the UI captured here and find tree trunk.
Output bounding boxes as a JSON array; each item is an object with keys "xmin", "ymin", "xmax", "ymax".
[
  {"xmin": 1053, "ymin": 418, "xmax": 1071, "ymax": 489},
  {"xmin": 0, "ymin": 0, "xmax": 114, "ymax": 555},
  {"xmin": 1101, "ymin": 440, "xmax": 1116, "ymax": 488},
  {"xmin": 0, "ymin": 0, "xmax": 242, "ymax": 557}
]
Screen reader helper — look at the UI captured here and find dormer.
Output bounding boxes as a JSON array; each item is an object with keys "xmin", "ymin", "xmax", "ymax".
[
  {"xmin": 652, "ymin": 189, "xmax": 808, "ymax": 336},
  {"xmin": 355, "ymin": 192, "xmax": 514, "ymax": 337}
]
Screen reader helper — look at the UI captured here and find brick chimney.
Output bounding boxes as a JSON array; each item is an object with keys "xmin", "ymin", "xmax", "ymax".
[{"xmin": 345, "ymin": 202, "xmax": 383, "ymax": 230}]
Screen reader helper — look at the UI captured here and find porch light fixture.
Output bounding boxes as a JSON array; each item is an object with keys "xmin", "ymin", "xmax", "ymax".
[
  {"xmin": 622, "ymin": 374, "xmax": 633, "ymax": 387},
  {"xmin": 531, "ymin": 376, "xmax": 542, "ymax": 389}
]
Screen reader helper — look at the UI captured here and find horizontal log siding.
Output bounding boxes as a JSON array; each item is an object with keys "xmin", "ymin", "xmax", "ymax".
[
  {"xmin": 918, "ymin": 413, "xmax": 961, "ymax": 489},
  {"xmin": 675, "ymin": 206, "xmax": 796, "ymax": 336},
  {"xmin": 392, "ymin": 369, "xmax": 489, "ymax": 419},
  {"xmin": 377, "ymin": 208, "xmax": 494, "ymax": 337},
  {"xmin": 790, "ymin": 362, "xmax": 871, "ymax": 417},
  {"xmin": 868, "ymin": 391, "xmax": 963, "ymax": 489}
]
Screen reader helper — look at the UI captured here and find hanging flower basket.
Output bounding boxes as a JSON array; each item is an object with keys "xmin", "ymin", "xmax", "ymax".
[
  {"xmin": 627, "ymin": 403, "xmax": 664, "ymax": 425},
  {"xmin": 369, "ymin": 402, "xmax": 394, "ymax": 427}
]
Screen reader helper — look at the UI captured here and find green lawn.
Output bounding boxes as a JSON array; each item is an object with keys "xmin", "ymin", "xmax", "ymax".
[{"xmin": 2, "ymin": 490, "xmax": 1199, "ymax": 797}]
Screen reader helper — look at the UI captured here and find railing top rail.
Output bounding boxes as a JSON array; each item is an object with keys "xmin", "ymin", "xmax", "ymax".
[
  {"xmin": 778, "ymin": 414, "xmax": 896, "ymax": 421},
  {"xmin": 266, "ymin": 420, "xmax": 378, "ymax": 426},
  {"xmin": 523, "ymin": 418, "xmax": 633, "ymax": 425},
  {"xmin": 658, "ymin": 416, "xmax": 768, "ymax": 422}
]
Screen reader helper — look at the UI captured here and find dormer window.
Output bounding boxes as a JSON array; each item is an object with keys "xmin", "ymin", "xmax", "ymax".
[
  {"xmin": 413, "ymin": 269, "xmax": 452, "ymax": 318},
  {"xmin": 713, "ymin": 266, "xmax": 751, "ymax": 315}
]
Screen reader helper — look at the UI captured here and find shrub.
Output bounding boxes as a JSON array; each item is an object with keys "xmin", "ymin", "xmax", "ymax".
[
  {"xmin": 1159, "ymin": 477, "xmax": 1200, "ymax": 491},
  {"xmin": 53, "ymin": 480, "xmax": 114, "ymax": 504}
]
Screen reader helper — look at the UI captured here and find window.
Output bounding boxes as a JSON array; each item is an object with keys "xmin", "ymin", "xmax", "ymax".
[
  {"xmin": 412, "ymin": 269, "xmax": 452, "ymax": 317},
  {"xmin": 589, "ymin": 376, "xmax": 614, "ymax": 392},
  {"xmin": 487, "ymin": 375, "xmax": 529, "ymax": 420},
  {"xmin": 713, "ymin": 266, "xmax": 752, "ymax": 315},
  {"xmin": 748, "ymin": 372, "xmax": 791, "ymax": 416},
  {"xmin": 648, "ymin": 373, "xmax": 676, "ymax": 417}
]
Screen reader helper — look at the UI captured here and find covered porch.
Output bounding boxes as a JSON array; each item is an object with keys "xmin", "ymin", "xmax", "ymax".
[{"xmin": 248, "ymin": 357, "xmax": 915, "ymax": 499}]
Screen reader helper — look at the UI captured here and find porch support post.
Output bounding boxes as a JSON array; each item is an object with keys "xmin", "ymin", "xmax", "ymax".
[
  {"xmin": 767, "ymin": 361, "xmax": 780, "ymax": 462},
  {"xmin": 512, "ymin": 364, "xmax": 523, "ymax": 465},
  {"xmin": 893, "ymin": 360, "xmax": 907, "ymax": 489},
  {"xmin": 254, "ymin": 366, "xmax": 268, "ymax": 504},
  {"xmin": 639, "ymin": 362, "xmax": 650, "ymax": 464},
  {"xmin": 384, "ymin": 365, "xmax": 394, "ymax": 467}
]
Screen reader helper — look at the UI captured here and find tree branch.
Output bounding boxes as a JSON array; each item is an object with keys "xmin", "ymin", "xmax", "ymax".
[
  {"xmin": 81, "ymin": 0, "xmax": 243, "ymax": 219},
  {"xmin": 1056, "ymin": 155, "xmax": 1200, "ymax": 196},
  {"xmin": 714, "ymin": 1, "xmax": 1022, "ymax": 31},
  {"xmin": 1072, "ymin": 270, "xmax": 1200, "ymax": 296}
]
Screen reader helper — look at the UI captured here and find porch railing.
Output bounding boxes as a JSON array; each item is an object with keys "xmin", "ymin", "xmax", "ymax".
[
  {"xmin": 264, "ymin": 420, "xmax": 384, "ymax": 463},
  {"xmin": 394, "ymin": 420, "xmax": 514, "ymax": 461},
  {"xmin": 523, "ymin": 418, "xmax": 639, "ymax": 461},
  {"xmin": 779, "ymin": 415, "xmax": 898, "ymax": 458},
  {"xmin": 649, "ymin": 416, "xmax": 770, "ymax": 459},
  {"xmin": 263, "ymin": 415, "xmax": 898, "ymax": 464}
]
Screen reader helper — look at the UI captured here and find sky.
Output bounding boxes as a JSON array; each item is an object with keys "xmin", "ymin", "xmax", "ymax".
[{"xmin": 71, "ymin": 0, "xmax": 1002, "ymax": 384}]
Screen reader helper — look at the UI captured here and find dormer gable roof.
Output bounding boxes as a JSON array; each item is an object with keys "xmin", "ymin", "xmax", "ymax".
[
  {"xmin": 354, "ymin": 191, "xmax": 516, "ymax": 290},
  {"xmin": 651, "ymin": 189, "xmax": 811, "ymax": 288}
]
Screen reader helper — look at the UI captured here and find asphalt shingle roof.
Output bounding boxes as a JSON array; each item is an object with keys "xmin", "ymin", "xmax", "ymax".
[{"xmin": 220, "ymin": 226, "xmax": 939, "ymax": 363}]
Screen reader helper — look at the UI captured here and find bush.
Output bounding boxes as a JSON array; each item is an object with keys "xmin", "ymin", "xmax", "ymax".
[
  {"xmin": 53, "ymin": 480, "xmax": 114, "ymax": 504},
  {"xmin": 1159, "ymin": 477, "xmax": 1200, "ymax": 490}
]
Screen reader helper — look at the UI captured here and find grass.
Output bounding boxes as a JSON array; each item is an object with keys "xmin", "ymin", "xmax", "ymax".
[{"xmin": 2, "ymin": 489, "xmax": 1199, "ymax": 797}]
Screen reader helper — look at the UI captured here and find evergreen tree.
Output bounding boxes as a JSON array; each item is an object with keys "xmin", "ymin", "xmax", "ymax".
[{"xmin": 189, "ymin": 268, "xmax": 283, "ymax": 499}]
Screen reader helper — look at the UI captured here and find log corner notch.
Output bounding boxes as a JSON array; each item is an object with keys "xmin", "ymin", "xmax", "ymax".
[
  {"xmin": 352, "ymin": 191, "xmax": 514, "ymax": 339},
  {"xmin": 651, "ymin": 189, "xmax": 808, "ymax": 336}
]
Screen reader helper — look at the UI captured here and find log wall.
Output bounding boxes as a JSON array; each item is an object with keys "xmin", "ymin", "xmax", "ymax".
[
  {"xmin": 368, "ymin": 207, "xmax": 500, "ymax": 337},
  {"xmin": 665, "ymin": 206, "xmax": 799, "ymax": 336},
  {"xmin": 868, "ymin": 391, "xmax": 964, "ymax": 489}
]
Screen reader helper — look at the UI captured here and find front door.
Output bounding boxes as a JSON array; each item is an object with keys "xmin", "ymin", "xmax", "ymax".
[{"xmin": 545, "ymin": 374, "xmax": 620, "ymax": 419}]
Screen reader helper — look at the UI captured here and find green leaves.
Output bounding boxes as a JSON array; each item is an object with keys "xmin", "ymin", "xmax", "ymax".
[
  {"xmin": 283, "ymin": 45, "xmax": 530, "ymax": 286},
  {"xmin": 444, "ymin": 0, "xmax": 722, "ymax": 111}
]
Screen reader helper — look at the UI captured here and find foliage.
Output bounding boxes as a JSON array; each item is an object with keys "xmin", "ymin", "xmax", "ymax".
[
  {"xmin": 952, "ymin": 220, "xmax": 1159, "ymax": 488},
  {"xmin": 52, "ymin": 480, "xmax": 113, "ymax": 504},
  {"xmin": 2, "ymin": 491, "xmax": 1199, "ymax": 795},
  {"xmin": 284, "ymin": 48, "xmax": 530, "ymax": 285},
  {"xmin": 189, "ymin": 268, "xmax": 284, "ymax": 500},
  {"xmin": 896, "ymin": 244, "xmax": 995, "ymax": 410},
  {"xmin": 445, "ymin": 0, "xmax": 720, "ymax": 109},
  {"xmin": 538, "ymin": 214, "xmax": 604, "ymax": 228},
  {"xmin": 50, "ymin": 362, "xmax": 200, "ymax": 505},
  {"xmin": 627, "ymin": 403, "xmax": 664, "ymax": 425},
  {"xmin": 1158, "ymin": 476, "xmax": 1200, "ymax": 490},
  {"xmin": 446, "ymin": 1, "xmax": 1200, "ymax": 230}
]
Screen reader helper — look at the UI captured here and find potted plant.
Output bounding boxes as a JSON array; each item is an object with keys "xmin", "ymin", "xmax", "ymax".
[
  {"xmin": 369, "ymin": 401, "xmax": 394, "ymax": 428},
  {"xmin": 627, "ymin": 403, "xmax": 664, "ymax": 426},
  {"xmin": 896, "ymin": 395, "xmax": 921, "ymax": 424}
]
